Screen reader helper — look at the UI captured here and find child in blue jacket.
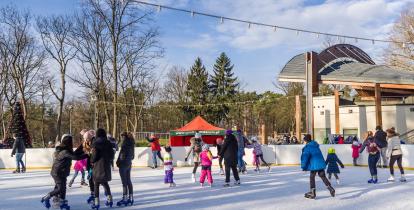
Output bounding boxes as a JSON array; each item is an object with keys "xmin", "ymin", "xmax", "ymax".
[
  {"xmin": 301, "ymin": 134, "xmax": 335, "ymax": 199},
  {"xmin": 325, "ymin": 148, "xmax": 344, "ymax": 185}
]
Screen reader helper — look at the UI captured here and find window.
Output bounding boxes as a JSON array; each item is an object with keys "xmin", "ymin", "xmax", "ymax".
[
  {"xmin": 410, "ymin": 107, "xmax": 414, "ymax": 112},
  {"xmin": 343, "ymin": 128, "xmax": 358, "ymax": 141},
  {"xmin": 320, "ymin": 111, "xmax": 324, "ymax": 115}
]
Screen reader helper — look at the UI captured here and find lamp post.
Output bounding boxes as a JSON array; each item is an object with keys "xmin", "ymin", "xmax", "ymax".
[
  {"xmin": 67, "ymin": 105, "xmax": 74, "ymax": 134},
  {"xmin": 91, "ymin": 95, "xmax": 98, "ymax": 130}
]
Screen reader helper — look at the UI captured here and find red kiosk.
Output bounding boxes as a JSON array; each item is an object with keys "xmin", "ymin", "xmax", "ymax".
[{"xmin": 169, "ymin": 116, "xmax": 225, "ymax": 146}]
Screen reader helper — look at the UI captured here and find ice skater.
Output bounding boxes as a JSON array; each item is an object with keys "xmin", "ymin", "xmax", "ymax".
[
  {"xmin": 90, "ymin": 128, "xmax": 115, "ymax": 210},
  {"xmin": 68, "ymin": 158, "xmax": 88, "ymax": 187},
  {"xmin": 219, "ymin": 130, "xmax": 240, "ymax": 187},
  {"xmin": 351, "ymin": 137, "xmax": 361, "ymax": 166},
  {"xmin": 360, "ymin": 131, "xmax": 380, "ymax": 184},
  {"xmin": 116, "ymin": 132, "xmax": 135, "ymax": 206},
  {"xmin": 301, "ymin": 134, "xmax": 335, "ymax": 199},
  {"xmin": 325, "ymin": 148, "xmax": 344, "ymax": 184},
  {"xmin": 216, "ymin": 137, "xmax": 224, "ymax": 175},
  {"xmin": 247, "ymin": 137, "xmax": 271, "ymax": 173},
  {"xmin": 146, "ymin": 134, "xmax": 163, "ymax": 169},
  {"xmin": 164, "ymin": 146, "xmax": 176, "ymax": 187},
  {"xmin": 11, "ymin": 133, "xmax": 26, "ymax": 173},
  {"xmin": 41, "ymin": 134, "xmax": 88, "ymax": 210},
  {"xmin": 185, "ymin": 132, "xmax": 203, "ymax": 182},
  {"xmin": 386, "ymin": 128, "xmax": 406, "ymax": 182},
  {"xmin": 83, "ymin": 130, "xmax": 97, "ymax": 205},
  {"xmin": 235, "ymin": 129, "xmax": 248, "ymax": 174},
  {"xmin": 199, "ymin": 144, "xmax": 216, "ymax": 187}
]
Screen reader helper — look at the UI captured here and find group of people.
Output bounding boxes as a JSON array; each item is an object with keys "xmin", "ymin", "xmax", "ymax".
[
  {"xmin": 301, "ymin": 125, "xmax": 406, "ymax": 199},
  {"xmin": 40, "ymin": 128, "xmax": 135, "ymax": 210}
]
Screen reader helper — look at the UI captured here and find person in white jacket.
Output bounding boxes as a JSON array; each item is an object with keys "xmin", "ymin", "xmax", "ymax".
[{"xmin": 386, "ymin": 128, "xmax": 406, "ymax": 182}]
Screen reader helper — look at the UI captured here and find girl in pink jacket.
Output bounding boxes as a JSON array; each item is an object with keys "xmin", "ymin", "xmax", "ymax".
[
  {"xmin": 351, "ymin": 138, "xmax": 362, "ymax": 166},
  {"xmin": 199, "ymin": 144, "xmax": 217, "ymax": 187},
  {"xmin": 68, "ymin": 158, "xmax": 88, "ymax": 187}
]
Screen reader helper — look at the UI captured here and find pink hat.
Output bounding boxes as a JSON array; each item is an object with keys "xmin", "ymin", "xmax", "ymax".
[{"xmin": 83, "ymin": 130, "xmax": 95, "ymax": 141}]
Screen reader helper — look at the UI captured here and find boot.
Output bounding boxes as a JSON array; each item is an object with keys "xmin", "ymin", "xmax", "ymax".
[
  {"xmin": 327, "ymin": 186, "xmax": 335, "ymax": 197},
  {"xmin": 223, "ymin": 182, "xmax": 230, "ymax": 187},
  {"xmin": 304, "ymin": 188, "xmax": 316, "ymax": 199},
  {"xmin": 400, "ymin": 174, "xmax": 407, "ymax": 182},
  {"xmin": 105, "ymin": 195, "xmax": 113, "ymax": 207},
  {"xmin": 234, "ymin": 180, "xmax": 241, "ymax": 185},
  {"xmin": 387, "ymin": 175, "xmax": 395, "ymax": 182},
  {"xmin": 368, "ymin": 176, "xmax": 375, "ymax": 183},
  {"xmin": 21, "ymin": 167, "xmax": 26, "ymax": 173},
  {"xmin": 373, "ymin": 176, "xmax": 378, "ymax": 184},
  {"xmin": 59, "ymin": 199, "xmax": 70, "ymax": 210},
  {"xmin": 86, "ymin": 194, "xmax": 95, "ymax": 204},
  {"xmin": 127, "ymin": 194, "xmax": 134, "ymax": 206},
  {"xmin": 13, "ymin": 168, "xmax": 20, "ymax": 174},
  {"xmin": 116, "ymin": 195, "xmax": 128, "ymax": 207},
  {"xmin": 41, "ymin": 194, "xmax": 51, "ymax": 209},
  {"xmin": 91, "ymin": 198, "xmax": 100, "ymax": 210},
  {"xmin": 68, "ymin": 179, "xmax": 74, "ymax": 187},
  {"xmin": 191, "ymin": 173, "xmax": 196, "ymax": 183}
]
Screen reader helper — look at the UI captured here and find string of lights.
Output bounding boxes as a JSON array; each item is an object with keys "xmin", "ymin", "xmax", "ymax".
[{"xmin": 132, "ymin": 0, "xmax": 410, "ymax": 47}]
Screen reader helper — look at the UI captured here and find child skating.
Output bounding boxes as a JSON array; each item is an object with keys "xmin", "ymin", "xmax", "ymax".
[
  {"xmin": 360, "ymin": 131, "xmax": 380, "ymax": 184},
  {"xmin": 199, "ymin": 144, "xmax": 216, "ymax": 187},
  {"xmin": 325, "ymin": 148, "xmax": 344, "ymax": 185},
  {"xmin": 351, "ymin": 138, "xmax": 361, "ymax": 166},
  {"xmin": 164, "ymin": 146, "xmax": 176, "ymax": 187},
  {"xmin": 247, "ymin": 137, "xmax": 271, "ymax": 173},
  {"xmin": 68, "ymin": 158, "xmax": 88, "ymax": 187}
]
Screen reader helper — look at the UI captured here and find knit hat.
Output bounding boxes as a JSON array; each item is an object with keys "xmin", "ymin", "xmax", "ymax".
[
  {"xmin": 61, "ymin": 134, "xmax": 73, "ymax": 149},
  {"xmin": 251, "ymin": 136, "xmax": 258, "ymax": 142},
  {"xmin": 165, "ymin": 146, "xmax": 172, "ymax": 153},
  {"xmin": 328, "ymin": 147, "xmax": 335, "ymax": 154},
  {"xmin": 83, "ymin": 130, "xmax": 95, "ymax": 141},
  {"xmin": 202, "ymin": 144, "xmax": 209, "ymax": 151},
  {"xmin": 226, "ymin": 129, "xmax": 233, "ymax": 135},
  {"xmin": 195, "ymin": 132, "xmax": 202, "ymax": 139}
]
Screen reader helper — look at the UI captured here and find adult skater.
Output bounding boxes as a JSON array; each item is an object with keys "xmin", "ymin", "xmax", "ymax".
[
  {"xmin": 11, "ymin": 133, "xmax": 26, "ymax": 173},
  {"xmin": 374, "ymin": 126, "xmax": 388, "ymax": 168},
  {"xmin": 301, "ymin": 134, "xmax": 335, "ymax": 199},
  {"xmin": 83, "ymin": 130, "xmax": 97, "ymax": 205},
  {"xmin": 216, "ymin": 138, "xmax": 224, "ymax": 175},
  {"xmin": 386, "ymin": 128, "xmax": 406, "ymax": 182},
  {"xmin": 219, "ymin": 130, "xmax": 240, "ymax": 187},
  {"xmin": 235, "ymin": 129, "xmax": 248, "ymax": 174},
  {"xmin": 146, "ymin": 134, "xmax": 163, "ymax": 169},
  {"xmin": 360, "ymin": 131, "xmax": 381, "ymax": 184},
  {"xmin": 185, "ymin": 132, "xmax": 204, "ymax": 182},
  {"xmin": 116, "ymin": 132, "xmax": 135, "ymax": 206},
  {"xmin": 41, "ymin": 134, "xmax": 87, "ymax": 210},
  {"xmin": 91, "ymin": 128, "xmax": 115, "ymax": 209}
]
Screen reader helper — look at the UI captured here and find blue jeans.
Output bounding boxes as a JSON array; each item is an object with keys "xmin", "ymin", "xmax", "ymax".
[
  {"xmin": 70, "ymin": 170, "xmax": 85, "ymax": 183},
  {"xmin": 237, "ymin": 148, "xmax": 245, "ymax": 170},
  {"xmin": 15, "ymin": 153, "xmax": 25, "ymax": 170},
  {"xmin": 152, "ymin": 151, "xmax": 163, "ymax": 167},
  {"xmin": 368, "ymin": 153, "xmax": 380, "ymax": 176}
]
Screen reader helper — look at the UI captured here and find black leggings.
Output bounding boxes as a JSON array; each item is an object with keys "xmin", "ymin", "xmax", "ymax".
[
  {"xmin": 225, "ymin": 162, "xmax": 240, "ymax": 183},
  {"xmin": 49, "ymin": 176, "xmax": 67, "ymax": 200},
  {"xmin": 119, "ymin": 166, "xmax": 133, "ymax": 196},
  {"xmin": 94, "ymin": 182, "xmax": 111, "ymax": 198},
  {"xmin": 192, "ymin": 162, "xmax": 200, "ymax": 174},
  {"xmin": 255, "ymin": 154, "xmax": 269, "ymax": 167},
  {"xmin": 389, "ymin": 155, "xmax": 404, "ymax": 175},
  {"xmin": 328, "ymin": 173, "xmax": 339, "ymax": 179},
  {"xmin": 219, "ymin": 157, "xmax": 224, "ymax": 169},
  {"xmin": 310, "ymin": 170, "xmax": 331, "ymax": 189}
]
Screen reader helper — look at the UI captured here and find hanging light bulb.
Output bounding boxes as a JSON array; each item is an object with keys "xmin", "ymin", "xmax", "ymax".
[
  {"xmin": 248, "ymin": 22, "xmax": 251, "ymax": 29},
  {"xmin": 220, "ymin": 17, "xmax": 224, "ymax": 24},
  {"xmin": 157, "ymin": 5, "xmax": 161, "ymax": 12},
  {"xmin": 372, "ymin": 40, "xmax": 375, "ymax": 45},
  {"xmin": 273, "ymin": 26, "xmax": 277, "ymax": 32},
  {"xmin": 296, "ymin": 30, "xmax": 299, "ymax": 36},
  {"xmin": 191, "ymin": 11, "xmax": 194, "ymax": 17},
  {"xmin": 316, "ymin": 33, "xmax": 320, "ymax": 38}
]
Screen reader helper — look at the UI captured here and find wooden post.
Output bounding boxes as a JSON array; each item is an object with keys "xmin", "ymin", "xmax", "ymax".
[
  {"xmin": 260, "ymin": 124, "xmax": 268, "ymax": 145},
  {"xmin": 295, "ymin": 95, "xmax": 302, "ymax": 139},
  {"xmin": 334, "ymin": 90, "xmax": 340, "ymax": 134},
  {"xmin": 305, "ymin": 52, "xmax": 319, "ymax": 137},
  {"xmin": 374, "ymin": 83, "xmax": 382, "ymax": 127}
]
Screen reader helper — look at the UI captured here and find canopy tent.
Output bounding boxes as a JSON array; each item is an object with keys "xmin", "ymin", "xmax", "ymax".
[{"xmin": 169, "ymin": 116, "xmax": 225, "ymax": 146}]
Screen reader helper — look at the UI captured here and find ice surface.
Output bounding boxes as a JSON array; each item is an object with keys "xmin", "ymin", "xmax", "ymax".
[{"xmin": 0, "ymin": 166, "xmax": 413, "ymax": 210}]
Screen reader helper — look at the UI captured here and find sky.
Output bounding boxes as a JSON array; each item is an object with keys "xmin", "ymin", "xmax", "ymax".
[{"xmin": 1, "ymin": 0, "xmax": 413, "ymax": 94}]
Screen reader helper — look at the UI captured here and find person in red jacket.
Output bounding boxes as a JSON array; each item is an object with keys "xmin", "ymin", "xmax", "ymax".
[
  {"xmin": 146, "ymin": 134, "xmax": 164, "ymax": 169},
  {"xmin": 337, "ymin": 135, "xmax": 344, "ymax": 144}
]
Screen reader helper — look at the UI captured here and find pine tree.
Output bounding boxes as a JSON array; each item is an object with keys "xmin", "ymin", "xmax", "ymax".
[
  {"xmin": 186, "ymin": 57, "xmax": 210, "ymax": 118},
  {"xmin": 4, "ymin": 102, "xmax": 32, "ymax": 148},
  {"xmin": 210, "ymin": 52, "xmax": 239, "ymax": 124}
]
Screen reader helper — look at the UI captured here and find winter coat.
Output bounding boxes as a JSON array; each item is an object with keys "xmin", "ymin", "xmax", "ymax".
[
  {"xmin": 92, "ymin": 137, "xmax": 115, "ymax": 183},
  {"xmin": 163, "ymin": 152, "xmax": 173, "ymax": 171},
  {"xmin": 11, "ymin": 137, "xmax": 26, "ymax": 155},
  {"xmin": 200, "ymin": 150, "xmax": 213, "ymax": 167},
  {"xmin": 301, "ymin": 141, "xmax": 326, "ymax": 171},
  {"xmin": 146, "ymin": 137, "xmax": 161, "ymax": 151},
  {"xmin": 360, "ymin": 137, "xmax": 380, "ymax": 155},
  {"xmin": 387, "ymin": 135, "xmax": 402, "ymax": 158},
  {"xmin": 374, "ymin": 129, "xmax": 387, "ymax": 148},
  {"xmin": 185, "ymin": 137, "xmax": 203, "ymax": 162},
  {"xmin": 246, "ymin": 142, "xmax": 263, "ymax": 155},
  {"xmin": 235, "ymin": 132, "xmax": 248, "ymax": 152},
  {"xmin": 337, "ymin": 136, "xmax": 344, "ymax": 144},
  {"xmin": 220, "ymin": 134, "xmax": 238, "ymax": 165},
  {"xmin": 74, "ymin": 159, "xmax": 87, "ymax": 171},
  {"xmin": 325, "ymin": 153, "xmax": 344, "ymax": 174},
  {"xmin": 352, "ymin": 142, "xmax": 361, "ymax": 158},
  {"xmin": 116, "ymin": 136, "xmax": 135, "ymax": 168},
  {"xmin": 51, "ymin": 145, "xmax": 87, "ymax": 178}
]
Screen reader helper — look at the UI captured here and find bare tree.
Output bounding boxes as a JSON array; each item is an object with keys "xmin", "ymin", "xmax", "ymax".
[
  {"xmin": 37, "ymin": 15, "xmax": 77, "ymax": 141},
  {"xmin": 162, "ymin": 66, "xmax": 188, "ymax": 103}
]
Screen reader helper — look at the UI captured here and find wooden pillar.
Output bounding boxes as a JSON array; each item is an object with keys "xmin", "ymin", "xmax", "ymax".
[
  {"xmin": 305, "ymin": 52, "xmax": 319, "ymax": 137},
  {"xmin": 334, "ymin": 90, "xmax": 340, "ymax": 134},
  {"xmin": 295, "ymin": 95, "xmax": 302, "ymax": 139},
  {"xmin": 374, "ymin": 83, "xmax": 382, "ymax": 127},
  {"xmin": 260, "ymin": 124, "xmax": 268, "ymax": 145}
]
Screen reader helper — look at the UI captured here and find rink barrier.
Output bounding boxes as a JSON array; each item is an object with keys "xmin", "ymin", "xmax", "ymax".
[{"xmin": 1, "ymin": 145, "xmax": 414, "ymax": 170}]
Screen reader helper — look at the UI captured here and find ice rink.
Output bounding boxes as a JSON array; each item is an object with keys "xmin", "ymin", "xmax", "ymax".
[{"xmin": 0, "ymin": 166, "xmax": 413, "ymax": 210}]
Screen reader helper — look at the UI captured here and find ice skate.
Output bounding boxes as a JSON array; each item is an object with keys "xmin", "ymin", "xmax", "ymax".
[
  {"xmin": 219, "ymin": 168, "xmax": 224, "ymax": 175},
  {"xmin": 191, "ymin": 173, "xmax": 196, "ymax": 183},
  {"xmin": 400, "ymin": 175, "xmax": 407, "ymax": 182},
  {"xmin": 52, "ymin": 196, "xmax": 60, "ymax": 209},
  {"xmin": 200, "ymin": 183, "xmax": 204, "ymax": 187},
  {"xmin": 234, "ymin": 180, "xmax": 241, "ymax": 186},
  {"xmin": 336, "ymin": 179, "xmax": 340, "ymax": 185},
  {"xmin": 91, "ymin": 198, "xmax": 100, "ymax": 210},
  {"xmin": 21, "ymin": 167, "xmax": 26, "ymax": 173},
  {"xmin": 105, "ymin": 195, "xmax": 113, "ymax": 207},
  {"xmin": 12, "ymin": 169, "xmax": 20, "ymax": 174},
  {"xmin": 327, "ymin": 186, "xmax": 335, "ymax": 197},
  {"xmin": 267, "ymin": 166, "xmax": 271, "ymax": 173},
  {"xmin": 223, "ymin": 182, "xmax": 230, "ymax": 187},
  {"xmin": 86, "ymin": 195, "xmax": 95, "ymax": 204},
  {"xmin": 80, "ymin": 179, "xmax": 88, "ymax": 186},
  {"xmin": 127, "ymin": 195, "xmax": 134, "ymax": 206},
  {"xmin": 304, "ymin": 188, "xmax": 316, "ymax": 199},
  {"xmin": 68, "ymin": 179, "xmax": 74, "ymax": 187},
  {"xmin": 41, "ymin": 195, "xmax": 51, "ymax": 209},
  {"xmin": 59, "ymin": 199, "xmax": 70, "ymax": 210},
  {"xmin": 116, "ymin": 196, "xmax": 128, "ymax": 207},
  {"xmin": 387, "ymin": 175, "xmax": 395, "ymax": 182},
  {"xmin": 169, "ymin": 182, "xmax": 176, "ymax": 187}
]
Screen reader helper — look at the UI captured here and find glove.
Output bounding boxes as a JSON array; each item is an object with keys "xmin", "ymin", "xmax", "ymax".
[
  {"xmin": 184, "ymin": 158, "xmax": 188, "ymax": 162},
  {"xmin": 10, "ymin": 154, "xmax": 13, "ymax": 157},
  {"xmin": 341, "ymin": 165, "xmax": 345, "ymax": 169}
]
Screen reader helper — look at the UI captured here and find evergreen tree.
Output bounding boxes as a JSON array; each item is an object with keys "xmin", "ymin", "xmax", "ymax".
[
  {"xmin": 4, "ymin": 102, "xmax": 32, "ymax": 148},
  {"xmin": 210, "ymin": 52, "xmax": 239, "ymax": 124},
  {"xmin": 186, "ymin": 57, "xmax": 210, "ymax": 118}
]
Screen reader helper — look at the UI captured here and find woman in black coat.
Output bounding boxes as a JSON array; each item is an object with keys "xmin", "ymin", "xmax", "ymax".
[
  {"xmin": 219, "ymin": 130, "xmax": 240, "ymax": 187},
  {"xmin": 116, "ymin": 132, "xmax": 135, "ymax": 206},
  {"xmin": 41, "ymin": 134, "xmax": 87, "ymax": 210},
  {"xmin": 91, "ymin": 128, "xmax": 115, "ymax": 209}
]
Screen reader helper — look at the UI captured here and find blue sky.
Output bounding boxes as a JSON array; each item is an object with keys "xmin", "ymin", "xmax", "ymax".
[{"xmin": 1, "ymin": 0, "xmax": 413, "ymax": 93}]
